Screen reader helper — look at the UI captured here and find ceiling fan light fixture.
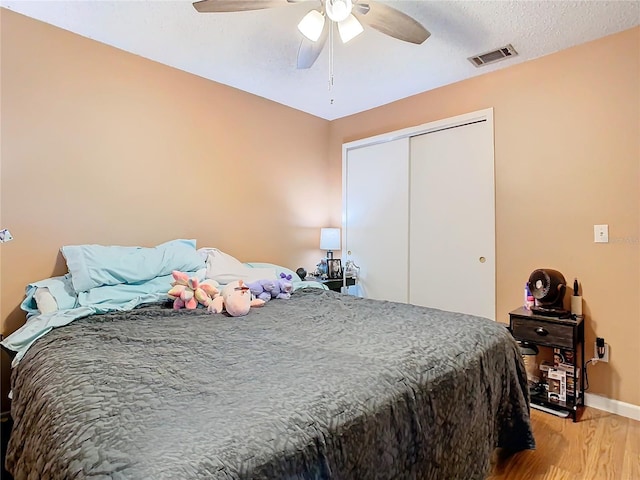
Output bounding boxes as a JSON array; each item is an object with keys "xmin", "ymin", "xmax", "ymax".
[
  {"xmin": 338, "ymin": 13, "xmax": 363, "ymax": 43},
  {"xmin": 298, "ymin": 10, "xmax": 326, "ymax": 42},
  {"xmin": 326, "ymin": 0, "xmax": 352, "ymax": 23},
  {"xmin": 191, "ymin": 0, "xmax": 431, "ymax": 70}
]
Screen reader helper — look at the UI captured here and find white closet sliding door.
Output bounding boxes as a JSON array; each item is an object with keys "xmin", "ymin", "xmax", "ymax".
[
  {"xmin": 343, "ymin": 138, "xmax": 410, "ymax": 302},
  {"xmin": 343, "ymin": 108, "xmax": 495, "ymax": 320},
  {"xmin": 409, "ymin": 120, "xmax": 495, "ymax": 320}
]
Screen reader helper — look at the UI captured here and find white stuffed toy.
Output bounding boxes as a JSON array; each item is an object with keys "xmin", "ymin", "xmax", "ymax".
[{"xmin": 208, "ymin": 280, "xmax": 265, "ymax": 317}]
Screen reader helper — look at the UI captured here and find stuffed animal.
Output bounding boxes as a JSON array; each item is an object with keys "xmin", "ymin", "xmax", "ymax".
[
  {"xmin": 193, "ymin": 278, "xmax": 220, "ymax": 308},
  {"xmin": 316, "ymin": 259, "xmax": 328, "ymax": 277},
  {"xmin": 270, "ymin": 273, "xmax": 294, "ymax": 300},
  {"xmin": 168, "ymin": 271, "xmax": 219, "ymax": 310},
  {"xmin": 246, "ymin": 278, "xmax": 276, "ymax": 302},
  {"xmin": 208, "ymin": 280, "xmax": 265, "ymax": 317}
]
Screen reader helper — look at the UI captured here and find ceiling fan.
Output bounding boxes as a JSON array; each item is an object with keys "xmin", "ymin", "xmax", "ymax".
[{"xmin": 192, "ymin": 0, "xmax": 431, "ymax": 69}]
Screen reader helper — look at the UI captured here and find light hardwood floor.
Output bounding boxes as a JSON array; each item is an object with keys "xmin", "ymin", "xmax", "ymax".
[{"xmin": 488, "ymin": 407, "xmax": 640, "ymax": 480}]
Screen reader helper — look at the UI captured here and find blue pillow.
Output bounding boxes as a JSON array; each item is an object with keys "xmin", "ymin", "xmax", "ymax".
[
  {"xmin": 77, "ymin": 268, "xmax": 205, "ymax": 310},
  {"xmin": 62, "ymin": 239, "xmax": 205, "ymax": 293}
]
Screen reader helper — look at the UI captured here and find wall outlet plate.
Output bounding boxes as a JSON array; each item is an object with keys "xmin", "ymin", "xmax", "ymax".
[{"xmin": 594, "ymin": 341, "xmax": 610, "ymax": 362}]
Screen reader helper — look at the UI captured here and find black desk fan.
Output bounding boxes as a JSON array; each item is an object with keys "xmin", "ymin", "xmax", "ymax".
[{"xmin": 527, "ymin": 269, "xmax": 569, "ymax": 317}]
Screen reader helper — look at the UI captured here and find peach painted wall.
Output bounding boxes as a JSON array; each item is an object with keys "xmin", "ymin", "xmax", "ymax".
[
  {"xmin": 1, "ymin": 8, "xmax": 638, "ymax": 408},
  {"xmin": 0, "ymin": 9, "xmax": 331, "ymax": 335},
  {"xmin": 329, "ymin": 27, "xmax": 640, "ymax": 406}
]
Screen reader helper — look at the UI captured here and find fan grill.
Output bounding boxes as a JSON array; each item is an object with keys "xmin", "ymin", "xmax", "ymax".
[{"xmin": 527, "ymin": 268, "xmax": 568, "ymax": 316}]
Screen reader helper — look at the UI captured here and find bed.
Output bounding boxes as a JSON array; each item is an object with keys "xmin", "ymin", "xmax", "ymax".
[{"xmin": 3, "ymin": 242, "xmax": 535, "ymax": 479}]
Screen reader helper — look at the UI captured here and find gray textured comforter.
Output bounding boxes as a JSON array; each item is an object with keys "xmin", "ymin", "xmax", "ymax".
[{"xmin": 7, "ymin": 288, "xmax": 534, "ymax": 479}]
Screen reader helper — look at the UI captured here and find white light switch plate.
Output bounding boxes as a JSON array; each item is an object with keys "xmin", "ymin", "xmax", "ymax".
[{"xmin": 594, "ymin": 224, "xmax": 609, "ymax": 243}]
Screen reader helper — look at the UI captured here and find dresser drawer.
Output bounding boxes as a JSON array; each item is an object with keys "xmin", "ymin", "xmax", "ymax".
[{"xmin": 511, "ymin": 317, "xmax": 575, "ymax": 348}]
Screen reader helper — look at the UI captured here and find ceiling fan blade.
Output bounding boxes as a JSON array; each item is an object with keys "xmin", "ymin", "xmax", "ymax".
[
  {"xmin": 353, "ymin": 1, "xmax": 370, "ymax": 15},
  {"xmin": 297, "ymin": 24, "xmax": 328, "ymax": 69},
  {"xmin": 357, "ymin": 1, "xmax": 430, "ymax": 44},
  {"xmin": 193, "ymin": 0, "xmax": 292, "ymax": 13}
]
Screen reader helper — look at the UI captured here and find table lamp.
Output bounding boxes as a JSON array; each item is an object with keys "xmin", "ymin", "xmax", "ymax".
[{"xmin": 320, "ymin": 228, "xmax": 340, "ymax": 260}]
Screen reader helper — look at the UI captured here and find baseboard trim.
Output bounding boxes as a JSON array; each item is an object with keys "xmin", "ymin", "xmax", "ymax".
[{"xmin": 585, "ymin": 393, "xmax": 640, "ymax": 421}]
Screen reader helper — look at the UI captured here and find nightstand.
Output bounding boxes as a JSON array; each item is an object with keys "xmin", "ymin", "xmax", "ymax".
[
  {"xmin": 509, "ymin": 307, "xmax": 585, "ymax": 421},
  {"xmin": 316, "ymin": 277, "xmax": 356, "ymax": 292}
]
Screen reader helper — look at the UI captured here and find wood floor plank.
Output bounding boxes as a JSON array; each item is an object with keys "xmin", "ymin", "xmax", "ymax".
[
  {"xmin": 587, "ymin": 412, "xmax": 628, "ymax": 480},
  {"xmin": 540, "ymin": 464, "xmax": 575, "ymax": 480},
  {"xmin": 572, "ymin": 410, "xmax": 597, "ymax": 476},
  {"xmin": 578, "ymin": 408, "xmax": 619, "ymax": 479},
  {"xmin": 622, "ymin": 418, "xmax": 640, "ymax": 480},
  {"xmin": 622, "ymin": 452, "xmax": 640, "ymax": 480},
  {"xmin": 488, "ymin": 407, "xmax": 639, "ymax": 480}
]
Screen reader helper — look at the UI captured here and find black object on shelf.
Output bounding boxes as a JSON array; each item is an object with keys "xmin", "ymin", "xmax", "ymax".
[
  {"xmin": 319, "ymin": 277, "xmax": 355, "ymax": 293},
  {"xmin": 296, "ymin": 267, "xmax": 307, "ymax": 281}
]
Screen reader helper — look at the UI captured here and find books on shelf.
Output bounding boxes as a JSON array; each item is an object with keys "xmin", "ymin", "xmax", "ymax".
[
  {"xmin": 527, "ymin": 346, "xmax": 581, "ymax": 401},
  {"xmin": 567, "ymin": 375, "xmax": 577, "ymax": 397},
  {"xmin": 553, "ymin": 347, "xmax": 575, "ymax": 373},
  {"xmin": 548, "ymin": 368, "xmax": 567, "ymax": 402},
  {"xmin": 553, "ymin": 347, "xmax": 580, "ymax": 397},
  {"xmin": 540, "ymin": 360, "xmax": 554, "ymax": 372}
]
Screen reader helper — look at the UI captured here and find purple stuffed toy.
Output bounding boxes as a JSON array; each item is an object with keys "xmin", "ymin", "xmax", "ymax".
[
  {"xmin": 270, "ymin": 273, "xmax": 293, "ymax": 300},
  {"xmin": 246, "ymin": 278, "xmax": 276, "ymax": 303}
]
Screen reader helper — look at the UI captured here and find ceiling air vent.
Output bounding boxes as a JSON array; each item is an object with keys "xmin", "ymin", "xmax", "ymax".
[{"xmin": 468, "ymin": 44, "xmax": 518, "ymax": 67}]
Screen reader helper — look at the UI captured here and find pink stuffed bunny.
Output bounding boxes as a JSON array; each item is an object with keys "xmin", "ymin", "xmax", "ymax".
[
  {"xmin": 168, "ymin": 271, "xmax": 219, "ymax": 310},
  {"xmin": 208, "ymin": 280, "xmax": 265, "ymax": 316}
]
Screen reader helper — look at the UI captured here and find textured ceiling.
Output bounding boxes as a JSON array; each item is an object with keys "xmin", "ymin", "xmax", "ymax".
[{"xmin": 2, "ymin": 0, "xmax": 639, "ymax": 120}]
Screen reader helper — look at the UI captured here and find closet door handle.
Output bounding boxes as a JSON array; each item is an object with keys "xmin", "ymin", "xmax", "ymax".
[{"xmin": 535, "ymin": 327, "xmax": 548, "ymax": 336}]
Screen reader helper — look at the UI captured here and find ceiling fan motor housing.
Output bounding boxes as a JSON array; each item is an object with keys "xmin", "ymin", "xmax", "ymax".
[
  {"xmin": 527, "ymin": 269, "xmax": 567, "ymax": 307},
  {"xmin": 326, "ymin": 0, "xmax": 352, "ymax": 22}
]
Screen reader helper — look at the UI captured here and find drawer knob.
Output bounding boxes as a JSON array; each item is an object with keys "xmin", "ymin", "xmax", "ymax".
[{"xmin": 535, "ymin": 327, "xmax": 549, "ymax": 336}]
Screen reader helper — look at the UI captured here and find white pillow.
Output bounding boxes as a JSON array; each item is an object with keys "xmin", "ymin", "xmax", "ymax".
[
  {"xmin": 34, "ymin": 287, "xmax": 58, "ymax": 314},
  {"xmin": 203, "ymin": 248, "xmax": 276, "ymax": 285}
]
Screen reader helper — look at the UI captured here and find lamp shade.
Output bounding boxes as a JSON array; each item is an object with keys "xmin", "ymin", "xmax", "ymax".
[
  {"xmin": 338, "ymin": 14, "xmax": 363, "ymax": 43},
  {"xmin": 298, "ymin": 10, "xmax": 325, "ymax": 42},
  {"xmin": 320, "ymin": 228, "xmax": 341, "ymax": 251}
]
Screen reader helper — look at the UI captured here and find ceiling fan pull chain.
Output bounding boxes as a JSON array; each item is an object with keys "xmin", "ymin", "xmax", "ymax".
[
  {"xmin": 329, "ymin": 23, "xmax": 335, "ymax": 91},
  {"xmin": 329, "ymin": 21, "xmax": 335, "ymax": 104}
]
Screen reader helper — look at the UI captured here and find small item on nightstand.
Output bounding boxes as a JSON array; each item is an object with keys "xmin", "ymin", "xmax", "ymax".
[
  {"xmin": 344, "ymin": 260, "xmax": 360, "ymax": 279},
  {"xmin": 296, "ymin": 267, "xmax": 307, "ymax": 281},
  {"xmin": 316, "ymin": 259, "xmax": 328, "ymax": 278},
  {"xmin": 571, "ymin": 278, "xmax": 582, "ymax": 316},
  {"xmin": 524, "ymin": 283, "xmax": 534, "ymax": 310}
]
